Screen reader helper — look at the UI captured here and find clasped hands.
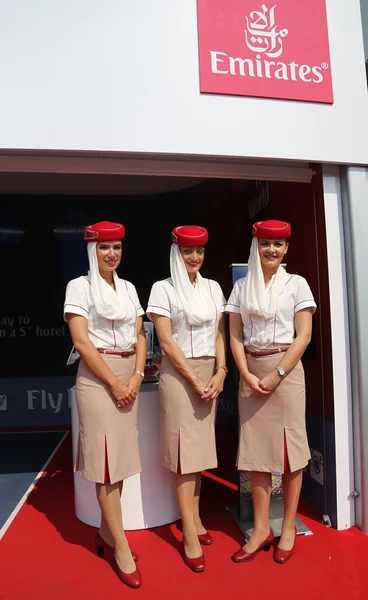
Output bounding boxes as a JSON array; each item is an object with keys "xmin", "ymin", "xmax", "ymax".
[
  {"xmin": 193, "ymin": 370, "xmax": 226, "ymax": 403},
  {"xmin": 110, "ymin": 373, "xmax": 143, "ymax": 408},
  {"xmin": 242, "ymin": 369, "xmax": 281, "ymax": 396}
]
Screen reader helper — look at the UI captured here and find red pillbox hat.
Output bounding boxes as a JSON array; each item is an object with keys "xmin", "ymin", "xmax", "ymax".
[
  {"xmin": 84, "ymin": 221, "xmax": 126, "ymax": 242},
  {"xmin": 171, "ymin": 225, "xmax": 208, "ymax": 247},
  {"xmin": 252, "ymin": 220, "xmax": 291, "ymax": 239}
]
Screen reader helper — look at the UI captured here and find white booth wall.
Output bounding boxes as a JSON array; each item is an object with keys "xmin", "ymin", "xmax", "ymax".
[{"xmin": 0, "ymin": 0, "xmax": 367, "ymax": 164}]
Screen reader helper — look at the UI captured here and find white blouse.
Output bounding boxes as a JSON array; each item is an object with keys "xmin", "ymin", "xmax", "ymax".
[
  {"xmin": 226, "ymin": 273, "xmax": 316, "ymax": 350},
  {"xmin": 147, "ymin": 278, "xmax": 226, "ymax": 358},
  {"xmin": 64, "ymin": 275, "xmax": 144, "ymax": 349}
]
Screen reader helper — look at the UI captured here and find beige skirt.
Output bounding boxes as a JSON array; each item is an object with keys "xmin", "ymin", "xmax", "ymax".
[
  {"xmin": 159, "ymin": 355, "xmax": 217, "ymax": 474},
  {"xmin": 75, "ymin": 354, "xmax": 141, "ymax": 484},
  {"xmin": 237, "ymin": 353, "xmax": 311, "ymax": 474}
]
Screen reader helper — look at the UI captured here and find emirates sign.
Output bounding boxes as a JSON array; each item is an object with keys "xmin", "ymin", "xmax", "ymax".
[{"xmin": 197, "ymin": 0, "xmax": 333, "ymax": 104}]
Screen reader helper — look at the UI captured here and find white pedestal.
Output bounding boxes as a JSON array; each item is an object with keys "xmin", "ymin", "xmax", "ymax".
[{"xmin": 69, "ymin": 383, "xmax": 180, "ymax": 530}]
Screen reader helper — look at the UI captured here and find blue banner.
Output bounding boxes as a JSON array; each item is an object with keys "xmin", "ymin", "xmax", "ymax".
[{"xmin": 0, "ymin": 377, "xmax": 74, "ymax": 427}]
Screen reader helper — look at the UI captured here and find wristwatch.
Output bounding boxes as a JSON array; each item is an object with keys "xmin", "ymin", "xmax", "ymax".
[
  {"xmin": 275, "ymin": 366, "xmax": 287, "ymax": 378},
  {"xmin": 216, "ymin": 365, "xmax": 228, "ymax": 374},
  {"xmin": 135, "ymin": 369, "xmax": 145, "ymax": 379}
]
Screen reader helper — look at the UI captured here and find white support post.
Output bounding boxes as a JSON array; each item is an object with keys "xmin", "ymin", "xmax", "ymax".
[
  {"xmin": 322, "ymin": 164, "xmax": 354, "ymax": 530},
  {"xmin": 340, "ymin": 166, "xmax": 368, "ymax": 534}
]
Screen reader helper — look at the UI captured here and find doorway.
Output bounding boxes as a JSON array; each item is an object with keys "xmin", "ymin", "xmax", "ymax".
[{"xmin": 0, "ymin": 170, "xmax": 336, "ymax": 524}]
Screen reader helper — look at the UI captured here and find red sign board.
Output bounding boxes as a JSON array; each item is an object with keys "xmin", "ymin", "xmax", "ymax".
[{"xmin": 197, "ymin": 0, "xmax": 333, "ymax": 104}]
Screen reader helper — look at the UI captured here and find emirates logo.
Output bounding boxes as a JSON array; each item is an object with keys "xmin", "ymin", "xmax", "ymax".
[
  {"xmin": 197, "ymin": 0, "xmax": 334, "ymax": 104},
  {"xmin": 245, "ymin": 4, "xmax": 288, "ymax": 58}
]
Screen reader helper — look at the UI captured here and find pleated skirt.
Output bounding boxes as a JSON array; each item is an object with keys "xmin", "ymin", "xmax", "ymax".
[
  {"xmin": 237, "ymin": 353, "xmax": 311, "ymax": 474},
  {"xmin": 159, "ymin": 355, "xmax": 217, "ymax": 474},
  {"xmin": 75, "ymin": 354, "xmax": 141, "ymax": 484}
]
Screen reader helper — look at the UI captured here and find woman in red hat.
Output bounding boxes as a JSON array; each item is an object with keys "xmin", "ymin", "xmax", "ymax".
[
  {"xmin": 226, "ymin": 220, "xmax": 316, "ymax": 565},
  {"xmin": 147, "ymin": 225, "xmax": 227, "ymax": 573},
  {"xmin": 64, "ymin": 221, "xmax": 146, "ymax": 588}
]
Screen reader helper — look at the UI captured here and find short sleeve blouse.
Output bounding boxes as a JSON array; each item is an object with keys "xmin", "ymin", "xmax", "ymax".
[
  {"xmin": 147, "ymin": 278, "xmax": 226, "ymax": 358},
  {"xmin": 64, "ymin": 275, "xmax": 144, "ymax": 349},
  {"xmin": 226, "ymin": 273, "xmax": 316, "ymax": 349}
]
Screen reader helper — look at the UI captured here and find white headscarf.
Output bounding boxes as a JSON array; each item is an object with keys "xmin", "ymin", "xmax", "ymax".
[
  {"xmin": 170, "ymin": 244, "xmax": 216, "ymax": 326},
  {"xmin": 87, "ymin": 242, "xmax": 135, "ymax": 321},
  {"xmin": 241, "ymin": 237, "xmax": 288, "ymax": 320}
]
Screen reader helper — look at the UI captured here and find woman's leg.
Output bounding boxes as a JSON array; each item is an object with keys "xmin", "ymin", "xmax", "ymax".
[
  {"xmin": 97, "ymin": 479, "xmax": 124, "ymax": 547},
  {"xmin": 99, "ymin": 513, "xmax": 113, "ymax": 547},
  {"xmin": 174, "ymin": 472, "xmax": 202, "ymax": 558},
  {"xmin": 279, "ymin": 468, "xmax": 303, "ymax": 550},
  {"xmin": 244, "ymin": 471, "xmax": 272, "ymax": 552},
  {"xmin": 96, "ymin": 481, "xmax": 136, "ymax": 574},
  {"xmin": 193, "ymin": 473, "xmax": 207, "ymax": 535}
]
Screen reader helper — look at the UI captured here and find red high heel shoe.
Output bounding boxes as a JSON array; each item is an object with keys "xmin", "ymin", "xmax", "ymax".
[
  {"xmin": 183, "ymin": 549, "xmax": 206, "ymax": 572},
  {"xmin": 95, "ymin": 532, "xmax": 138, "ymax": 562},
  {"xmin": 114, "ymin": 554, "xmax": 142, "ymax": 589},
  {"xmin": 198, "ymin": 532, "xmax": 214, "ymax": 546},
  {"xmin": 274, "ymin": 527, "xmax": 297, "ymax": 564},
  {"xmin": 177, "ymin": 520, "xmax": 214, "ymax": 545},
  {"xmin": 231, "ymin": 529, "xmax": 275, "ymax": 563}
]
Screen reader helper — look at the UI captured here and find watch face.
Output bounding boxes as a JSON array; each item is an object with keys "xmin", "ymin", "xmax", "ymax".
[{"xmin": 277, "ymin": 367, "xmax": 286, "ymax": 376}]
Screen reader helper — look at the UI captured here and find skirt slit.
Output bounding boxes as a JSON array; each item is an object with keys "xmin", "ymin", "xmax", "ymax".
[
  {"xmin": 283, "ymin": 430, "xmax": 290, "ymax": 474},
  {"xmin": 177, "ymin": 430, "xmax": 182, "ymax": 474},
  {"xmin": 104, "ymin": 437, "xmax": 110, "ymax": 484}
]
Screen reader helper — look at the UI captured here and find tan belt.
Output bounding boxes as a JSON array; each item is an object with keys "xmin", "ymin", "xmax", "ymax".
[
  {"xmin": 245, "ymin": 347, "xmax": 288, "ymax": 358},
  {"xmin": 97, "ymin": 348, "xmax": 136, "ymax": 357}
]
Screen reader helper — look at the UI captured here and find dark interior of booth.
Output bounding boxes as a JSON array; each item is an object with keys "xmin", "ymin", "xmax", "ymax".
[{"xmin": 0, "ymin": 174, "xmax": 337, "ymax": 526}]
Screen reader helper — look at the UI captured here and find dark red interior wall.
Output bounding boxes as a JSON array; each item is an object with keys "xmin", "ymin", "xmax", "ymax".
[{"xmin": 268, "ymin": 179, "xmax": 334, "ymax": 423}]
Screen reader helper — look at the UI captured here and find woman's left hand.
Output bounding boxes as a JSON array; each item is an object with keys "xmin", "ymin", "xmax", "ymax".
[
  {"xmin": 201, "ymin": 371, "xmax": 226, "ymax": 402},
  {"xmin": 259, "ymin": 370, "xmax": 281, "ymax": 393},
  {"xmin": 125, "ymin": 373, "xmax": 144, "ymax": 398}
]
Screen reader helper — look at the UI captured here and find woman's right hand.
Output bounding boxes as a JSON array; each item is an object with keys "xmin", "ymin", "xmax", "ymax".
[
  {"xmin": 192, "ymin": 377, "xmax": 210, "ymax": 398},
  {"xmin": 242, "ymin": 372, "xmax": 269, "ymax": 396},
  {"xmin": 110, "ymin": 379, "xmax": 137, "ymax": 407}
]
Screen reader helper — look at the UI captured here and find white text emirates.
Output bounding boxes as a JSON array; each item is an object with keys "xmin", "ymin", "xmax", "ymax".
[{"xmin": 210, "ymin": 51, "xmax": 325, "ymax": 84}]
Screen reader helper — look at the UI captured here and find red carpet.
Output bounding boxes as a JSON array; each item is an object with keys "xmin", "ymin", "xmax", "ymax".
[{"xmin": 1, "ymin": 435, "xmax": 367, "ymax": 600}]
